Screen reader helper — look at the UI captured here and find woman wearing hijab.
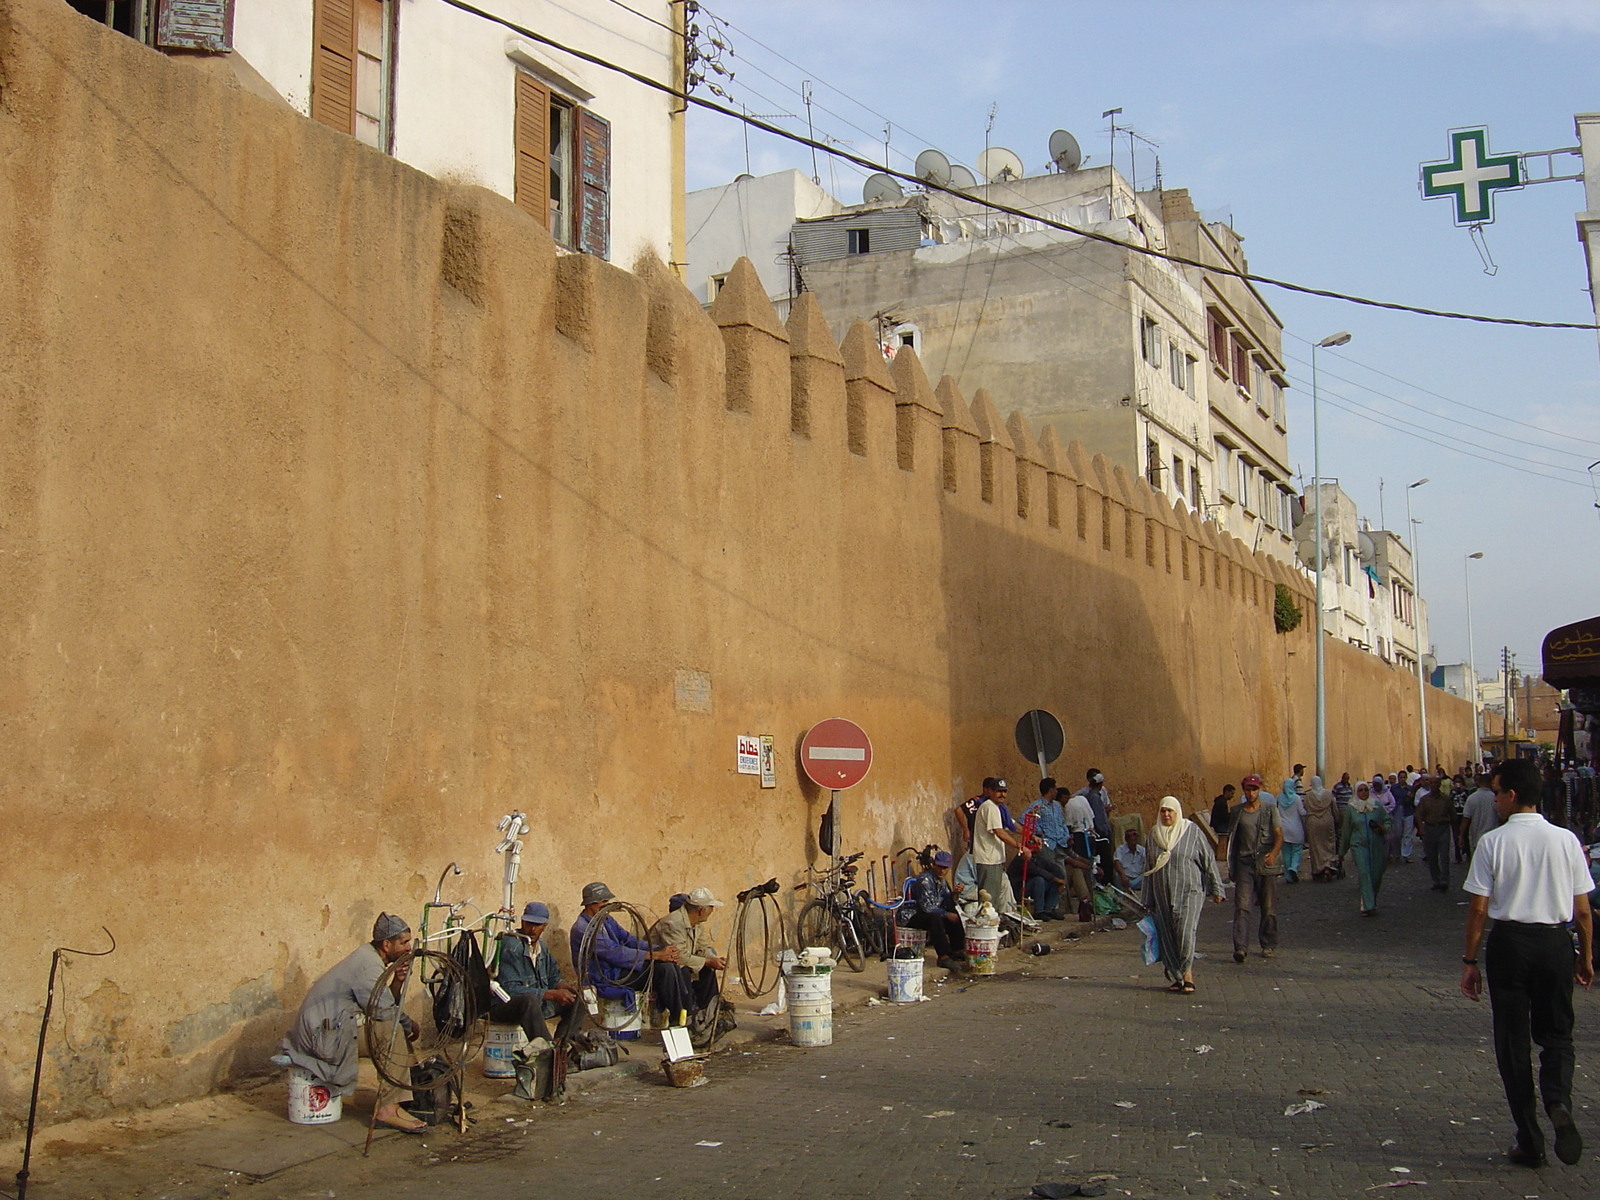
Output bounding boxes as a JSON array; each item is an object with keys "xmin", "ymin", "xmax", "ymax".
[
  {"xmin": 1373, "ymin": 776, "xmax": 1399, "ymax": 862},
  {"xmin": 1339, "ymin": 780, "xmax": 1393, "ymax": 916},
  {"xmin": 1301, "ymin": 775, "xmax": 1339, "ymax": 881},
  {"xmin": 1277, "ymin": 776, "xmax": 1307, "ymax": 884},
  {"xmin": 1143, "ymin": 796, "xmax": 1226, "ymax": 994}
]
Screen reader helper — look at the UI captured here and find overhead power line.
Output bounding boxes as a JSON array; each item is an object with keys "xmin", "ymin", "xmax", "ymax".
[{"xmin": 437, "ymin": 0, "xmax": 1597, "ymax": 331}]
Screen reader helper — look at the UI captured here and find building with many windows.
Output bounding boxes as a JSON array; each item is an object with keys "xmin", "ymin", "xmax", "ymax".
[
  {"xmin": 66, "ymin": 0, "xmax": 685, "ymax": 267},
  {"xmin": 686, "ymin": 160, "xmax": 1296, "ymax": 562}
]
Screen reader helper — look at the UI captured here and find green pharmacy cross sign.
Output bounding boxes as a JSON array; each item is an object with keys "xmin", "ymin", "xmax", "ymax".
[{"xmin": 1420, "ymin": 127, "xmax": 1522, "ymax": 225}]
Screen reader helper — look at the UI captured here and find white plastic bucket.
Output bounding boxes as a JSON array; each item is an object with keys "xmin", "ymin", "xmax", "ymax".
[
  {"xmin": 786, "ymin": 967, "xmax": 833, "ymax": 1047},
  {"xmin": 483, "ymin": 1022, "xmax": 528, "ymax": 1078},
  {"xmin": 886, "ymin": 956, "xmax": 923, "ymax": 1003},
  {"xmin": 287, "ymin": 1066, "xmax": 342, "ymax": 1125},
  {"xmin": 965, "ymin": 924, "xmax": 1001, "ymax": 976},
  {"xmin": 598, "ymin": 997, "xmax": 643, "ymax": 1037}
]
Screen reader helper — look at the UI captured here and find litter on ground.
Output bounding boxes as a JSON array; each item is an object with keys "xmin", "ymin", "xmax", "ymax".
[{"xmin": 1285, "ymin": 1100, "xmax": 1326, "ymax": 1116}]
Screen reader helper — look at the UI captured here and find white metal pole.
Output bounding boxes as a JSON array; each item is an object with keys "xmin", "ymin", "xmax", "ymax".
[
  {"xmin": 1407, "ymin": 480, "xmax": 1430, "ymax": 768},
  {"xmin": 1465, "ymin": 552, "xmax": 1483, "ymax": 767},
  {"xmin": 1311, "ymin": 332, "xmax": 1350, "ymax": 779},
  {"xmin": 1313, "ymin": 346, "xmax": 1325, "ymax": 782}
]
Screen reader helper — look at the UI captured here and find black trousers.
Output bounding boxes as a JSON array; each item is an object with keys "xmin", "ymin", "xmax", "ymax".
[
  {"xmin": 486, "ymin": 992, "xmax": 583, "ymax": 1043},
  {"xmin": 1422, "ymin": 824, "xmax": 1453, "ymax": 887},
  {"xmin": 905, "ymin": 910, "xmax": 966, "ymax": 960},
  {"xmin": 654, "ymin": 964, "xmax": 720, "ymax": 1018},
  {"xmin": 1486, "ymin": 922, "xmax": 1577, "ymax": 1155}
]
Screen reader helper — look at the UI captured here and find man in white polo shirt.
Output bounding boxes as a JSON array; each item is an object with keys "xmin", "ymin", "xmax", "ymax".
[{"xmin": 1461, "ymin": 758, "xmax": 1594, "ymax": 1169}]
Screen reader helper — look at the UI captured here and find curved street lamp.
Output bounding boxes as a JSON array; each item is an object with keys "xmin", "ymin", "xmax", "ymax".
[{"xmin": 1312, "ymin": 331, "xmax": 1351, "ymax": 781}]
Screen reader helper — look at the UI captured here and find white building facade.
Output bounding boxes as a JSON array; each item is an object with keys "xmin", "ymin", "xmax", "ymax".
[{"xmin": 68, "ymin": 0, "xmax": 684, "ymax": 268}]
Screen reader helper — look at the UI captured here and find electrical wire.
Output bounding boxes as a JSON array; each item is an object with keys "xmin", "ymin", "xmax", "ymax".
[
  {"xmin": 1283, "ymin": 352, "xmax": 1597, "ymax": 463},
  {"xmin": 599, "ymin": 0, "xmax": 679, "ymax": 37},
  {"xmin": 1283, "ymin": 330, "xmax": 1600, "ymax": 450},
  {"xmin": 435, "ymin": 0, "xmax": 1598, "ymax": 331}
]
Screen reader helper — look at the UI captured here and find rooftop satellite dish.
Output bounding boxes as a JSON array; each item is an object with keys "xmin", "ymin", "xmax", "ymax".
[
  {"xmin": 1048, "ymin": 129, "xmax": 1082, "ymax": 172},
  {"xmin": 948, "ymin": 164, "xmax": 979, "ymax": 191},
  {"xmin": 977, "ymin": 145, "xmax": 1025, "ymax": 183},
  {"xmin": 914, "ymin": 148, "xmax": 952, "ymax": 188},
  {"xmin": 1356, "ymin": 530, "xmax": 1376, "ymax": 564},
  {"xmin": 862, "ymin": 172, "xmax": 905, "ymax": 204}
]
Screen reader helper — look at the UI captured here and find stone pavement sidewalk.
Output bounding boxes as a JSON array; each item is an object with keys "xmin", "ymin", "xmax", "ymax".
[{"xmin": 8, "ymin": 857, "xmax": 1597, "ymax": 1199}]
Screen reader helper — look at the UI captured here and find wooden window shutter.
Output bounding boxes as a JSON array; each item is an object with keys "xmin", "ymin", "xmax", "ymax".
[
  {"xmin": 155, "ymin": 0, "xmax": 234, "ymax": 52},
  {"xmin": 312, "ymin": 0, "xmax": 358, "ymax": 136},
  {"xmin": 514, "ymin": 73, "xmax": 551, "ymax": 227},
  {"xmin": 576, "ymin": 109, "xmax": 611, "ymax": 259}
]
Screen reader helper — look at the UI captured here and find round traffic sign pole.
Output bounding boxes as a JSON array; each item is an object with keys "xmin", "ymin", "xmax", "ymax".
[
  {"xmin": 802, "ymin": 719, "xmax": 872, "ymax": 872},
  {"xmin": 1014, "ymin": 709, "xmax": 1064, "ymax": 782}
]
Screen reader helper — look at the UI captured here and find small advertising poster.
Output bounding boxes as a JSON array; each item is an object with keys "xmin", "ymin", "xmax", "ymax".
[
  {"xmin": 736, "ymin": 735, "xmax": 761, "ymax": 775},
  {"xmin": 759, "ymin": 735, "xmax": 776, "ymax": 788}
]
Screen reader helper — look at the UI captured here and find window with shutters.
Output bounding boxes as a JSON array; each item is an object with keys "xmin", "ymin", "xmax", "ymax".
[
  {"xmin": 1232, "ymin": 336, "xmax": 1252, "ymax": 400},
  {"xmin": 312, "ymin": 0, "xmax": 392, "ymax": 150},
  {"xmin": 1172, "ymin": 456, "xmax": 1185, "ymax": 498},
  {"xmin": 515, "ymin": 73, "xmax": 611, "ymax": 258},
  {"xmin": 1207, "ymin": 311, "xmax": 1230, "ymax": 378},
  {"xmin": 71, "ymin": 0, "xmax": 233, "ymax": 48},
  {"xmin": 1146, "ymin": 438, "xmax": 1161, "ymax": 488},
  {"xmin": 1139, "ymin": 315, "xmax": 1161, "ymax": 368}
]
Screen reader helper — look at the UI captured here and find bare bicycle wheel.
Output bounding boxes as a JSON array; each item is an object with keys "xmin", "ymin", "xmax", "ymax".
[
  {"xmin": 733, "ymin": 891, "xmax": 787, "ymax": 999},
  {"xmin": 363, "ymin": 949, "xmax": 476, "ymax": 1092},
  {"xmin": 795, "ymin": 899, "xmax": 837, "ymax": 958}
]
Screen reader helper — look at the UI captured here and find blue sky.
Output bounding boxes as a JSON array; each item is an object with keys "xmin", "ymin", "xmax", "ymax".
[{"xmin": 685, "ymin": 1, "xmax": 1600, "ymax": 686}]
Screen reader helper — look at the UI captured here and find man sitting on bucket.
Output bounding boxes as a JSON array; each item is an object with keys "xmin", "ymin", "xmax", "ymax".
[
  {"xmin": 650, "ymin": 887, "xmax": 729, "ymax": 1028},
  {"xmin": 488, "ymin": 901, "xmax": 583, "ymax": 1047},
  {"xmin": 279, "ymin": 912, "xmax": 426, "ymax": 1132},
  {"xmin": 570, "ymin": 882, "xmax": 680, "ymax": 1030}
]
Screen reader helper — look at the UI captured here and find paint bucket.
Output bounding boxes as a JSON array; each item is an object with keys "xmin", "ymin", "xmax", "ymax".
[
  {"xmin": 483, "ymin": 1022, "xmax": 528, "ymax": 1078},
  {"xmin": 886, "ymin": 955, "xmax": 923, "ymax": 1003},
  {"xmin": 892, "ymin": 924, "xmax": 927, "ymax": 954},
  {"xmin": 965, "ymin": 924, "xmax": 1001, "ymax": 976},
  {"xmin": 286, "ymin": 1066, "xmax": 342, "ymax": 1125},
  {"xmin": 598, "ymin": 997, "xmax": 643, "ymax": 1040},
  {"xmin": 786, "ymin": 967, "xmax": 833, "ymax": 1047}
]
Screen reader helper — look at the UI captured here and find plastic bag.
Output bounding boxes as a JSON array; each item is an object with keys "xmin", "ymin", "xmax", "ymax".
[{"xmin": 1137, "ymin": 915, "xmax": 1161, "ymax": 966}]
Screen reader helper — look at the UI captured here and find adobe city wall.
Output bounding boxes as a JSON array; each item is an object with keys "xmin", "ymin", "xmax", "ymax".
[{"xmin": 0, "ymin": 0, "xmax": 1473, "ymax": 1128}]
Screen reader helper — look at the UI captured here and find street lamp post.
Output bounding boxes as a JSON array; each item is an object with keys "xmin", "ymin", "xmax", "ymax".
[
  {"xmin": 1312, "ymin": 331, "xmax": 1351, "ymax": 782},
  {"xmin": 1406, "ymin": 478, "xmax": 1430, "ymax": 768},
  {"xmin": 1465, "ymin": 551, "xmax": 1484, "ymax": 767}
]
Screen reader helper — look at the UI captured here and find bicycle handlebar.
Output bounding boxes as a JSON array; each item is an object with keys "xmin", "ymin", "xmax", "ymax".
[{"xmin": 737, "ymin": 878, "xmax": 780, "ymax": 902}]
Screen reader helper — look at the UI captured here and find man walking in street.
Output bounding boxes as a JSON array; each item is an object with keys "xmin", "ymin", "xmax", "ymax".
[
  {"xmin": 1461, "ymin": 758, "xmax": 1594, "ymax": 1168},
  {"xmin": 1463, "ymin": 774, "xmax": 1500, "ymax": 859},
  {"xmin": 1416, "ymin": 780, "xmax": 1457, "ymax": 892},
  {"xmin": 1227, "ymin": 774, "xmax": 1283, "ymax": 962}
]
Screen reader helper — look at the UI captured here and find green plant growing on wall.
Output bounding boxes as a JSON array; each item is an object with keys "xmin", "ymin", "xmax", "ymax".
[{"xmin": 1274, "ymin": 583, "xmax": 1303, "ymax": 634}]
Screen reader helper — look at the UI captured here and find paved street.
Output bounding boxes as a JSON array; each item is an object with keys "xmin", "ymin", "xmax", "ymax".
[{"xmin": 15, "ymin": 854, "xmax": 1600, "ymax": 1200}]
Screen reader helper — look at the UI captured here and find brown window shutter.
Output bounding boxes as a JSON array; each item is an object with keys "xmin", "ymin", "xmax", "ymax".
[
  {"xmin": 155, "ymin": 0, "xmax": 234, "ymax": 51},
  {"xmin": 514, "ymin": 73, "xmax": 551, "ymax": 227},
  {"xmin": 575, "ymin": 109, "xmax": 611, "ymax": 259},
  {"xmin": 312, "ymin": 0, "xmax": 357, "ymax": 136}
]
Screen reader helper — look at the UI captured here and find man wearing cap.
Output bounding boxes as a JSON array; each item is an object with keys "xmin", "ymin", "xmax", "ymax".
[
  {"xmin": 1227, "ymin": 775, "xmax": 1283, "ymax": 963},
  {"xmin": 488, "ymin": 901, "xmax": 582, "ymax": 1047},
  {"xmin": 970, "ymin": 778, "xmax": 1022, "ymax": 909},
  {"xmin": 279, "ymin": 912, "xmax": 425, "ymax": 1132},
  {"xmin": 570, "ymin": 882, "xmax": 680, "ymax": 1019},
  {"xmin": 906, "ymin": 851, "xmax": 967, "ymax": 969},
  {"xmin": 1074, "ymin": 769, "xmax": 1116, "ymax": 882},
  {"xmin": 650, "ymin": 887, "xmax": 728, "ymax": 1026}
]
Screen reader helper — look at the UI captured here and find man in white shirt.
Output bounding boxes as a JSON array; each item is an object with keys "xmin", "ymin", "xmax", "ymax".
[
  {"xmin": 1461, "ymin": 759, "xmax": 1594, "ymax": 1169},
  {"xmin": 970, "ymin": 776, "xmax": 1021, "ymax": 909},
  {"xmin": 1113, "ymin": 826, "xmax": 1150, "ymax": 892}
]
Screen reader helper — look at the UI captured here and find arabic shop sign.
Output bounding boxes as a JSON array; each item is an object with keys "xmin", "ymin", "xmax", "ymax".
[
  {"xmin": 1420, "ymin": 127, "xmax": 1522, "ymax": 225},
  {"xmin": 1543, "ymin": 615, "xmax": 1600, "ymax": 689}
]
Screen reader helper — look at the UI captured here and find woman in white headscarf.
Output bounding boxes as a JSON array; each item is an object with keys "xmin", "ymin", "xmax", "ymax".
[
  {"xmin": 1339, "ymin": 780, "xmax": 1393, "ymax": 916},
  {"xmin": 1301, "ymin": 776, "xmax": 1339, "ymax": 881},
  {"xmin": 1142, "ymin": 797, "xmax": 1226, "ymax": 994}
]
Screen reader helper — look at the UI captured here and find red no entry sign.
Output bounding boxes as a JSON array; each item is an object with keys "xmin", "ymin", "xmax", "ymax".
[{"xmin": 800, "ymin": 718, "xmax": 873, "ymax": 790}]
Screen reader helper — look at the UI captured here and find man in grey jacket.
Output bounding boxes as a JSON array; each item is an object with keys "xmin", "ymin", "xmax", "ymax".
[
  {"xmin": 280, "ymin": 912, "xmax": 424, "ymax": 1131},
  {"xmin": 1226, "ymin": 775, "xmax": 1283, "ymax": 963}
]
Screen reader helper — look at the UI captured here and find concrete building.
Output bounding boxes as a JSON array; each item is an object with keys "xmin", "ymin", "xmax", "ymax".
[
  {"xmin": 686, "ymin": 162, "xmax": 1295, "ymax": 561},
  {"xmin": 1297, "ymin": 484, "xmax": 1429, "ymax": 674},
  {"xmin": 66, "ymin": 0, "xmax": 685, "ymax": 268},
  {"xmin": 684, "ymin": 169, "xmax": 841, "ymax": 312}
]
